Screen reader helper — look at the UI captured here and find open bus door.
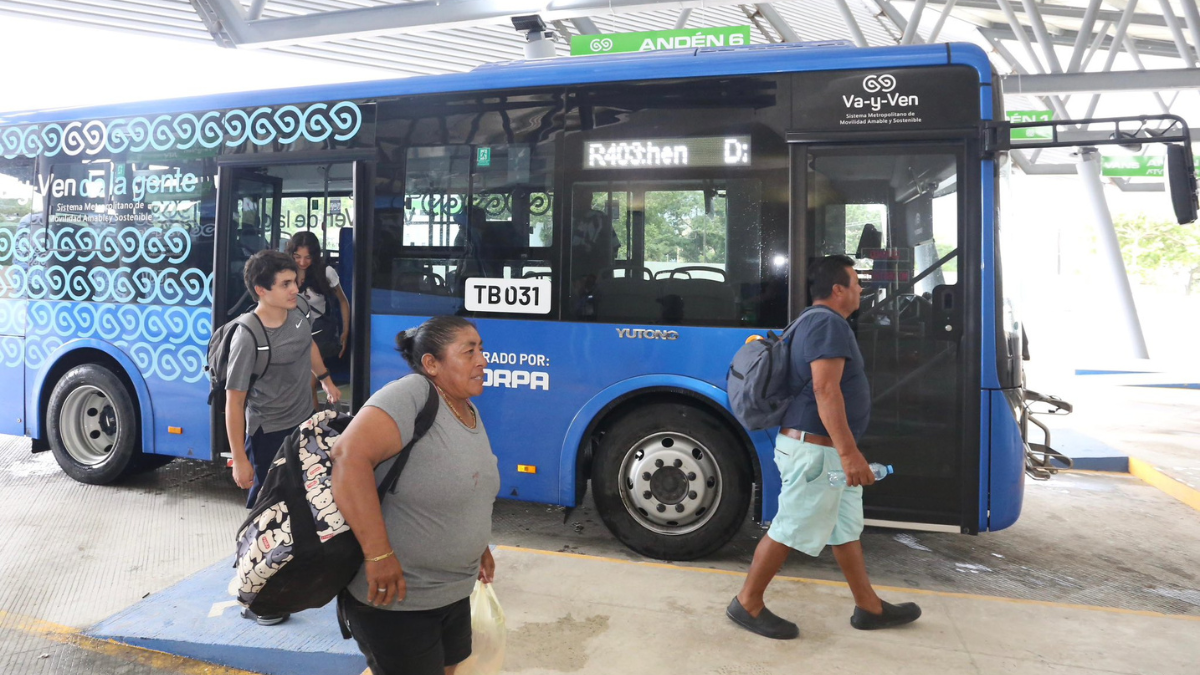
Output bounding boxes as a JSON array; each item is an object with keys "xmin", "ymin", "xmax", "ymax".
[
  {"xmin": 209, "ymin": 168, "xmax": 283, "ymax": 464},
  {"xmin": 790, "ymin": 135, "xmax": 983, "ymax": 533}
]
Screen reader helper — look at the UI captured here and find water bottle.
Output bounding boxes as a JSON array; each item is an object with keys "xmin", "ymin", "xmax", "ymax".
[{"xmin": 828, "ymin": 463, "xmax": 893, "ymax": 486}]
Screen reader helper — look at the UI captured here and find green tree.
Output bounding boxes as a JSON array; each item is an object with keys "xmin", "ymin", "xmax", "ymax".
[
  {"xmin": 1113, "ymin": 212, "xmax": 1200, "ymax": 293},
  {"xmin": 644, "ymin": 191, "xmax": 727, "ymax": 264}
]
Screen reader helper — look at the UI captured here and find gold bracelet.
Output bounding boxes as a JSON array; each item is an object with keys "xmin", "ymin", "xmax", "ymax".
[{"xmin": 366, "ymin": 550, "xmax": 394, "ymax": 563}]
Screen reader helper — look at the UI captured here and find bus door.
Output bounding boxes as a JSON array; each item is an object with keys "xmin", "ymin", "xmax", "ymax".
[
  {"xmin": 791, "ymin": 141, "xmax": 981, "ymax": 532},
  {"xmin": 211, "ymin": 161, "xmax": 363, "ymax": 459}
]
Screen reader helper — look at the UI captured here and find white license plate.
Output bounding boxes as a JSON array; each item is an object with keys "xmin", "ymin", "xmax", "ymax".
[{"xmin": 464, "ymin": 278, "xmax": 551, "ymax": 315}]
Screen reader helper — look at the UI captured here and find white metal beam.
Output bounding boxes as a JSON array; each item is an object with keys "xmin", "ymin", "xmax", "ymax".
[
  {"xmin": 1156, "ymin": 0, "xmax": 1198, "ymax": 66},
  {"xmin": 927, "ymin": 0, "xmax": 957, "ymax": 43},
  {"xmin": 901, "ymin": 0, "xmax": 927, "ymax": 45},
  {"xmin": 832, "ymin": 0, "xmax": 869, "ymax": 47},
  {"xmin": 1018, "ymin": 0, "xmax": 1064, "ymax": 72},
  {"xmin": 1179, "ymin": 0, "xmax": 1200, "ymax": 65},
  {"xmin": 875, "ymin": 0, "xmax": 922, "ymax": 43},
  {"xmin": 571, "ymin": 17, "xmax": 600, "ymax": 34},
  {"xmin": 755, "ymin": 4, "xmax": 801, "ymax": 43},
  {"xmin": 995, "ymin": 0, "xmax": 1045, "ymax": 73},
  {"xmin": 192, "ymin": 0, "xmax": 767, "ymax": 48},
  {"xmin": 1121, "ymin": 36, "xmax": 1173, "ymax": 113},
  {"xmin": 1004, "ymin": 66, "xmax": 1200, "ymax": 95},
  {"xmin": 1067, "ymin": 0, "xmax": 1103, "ymax": 73},
  {"xmin": 246, "ymin": 0, "xmax": 268, "ymax": 22},
  {"xmin": 673, "ymin": 8, "xmax": 692, "ymax": 29}
]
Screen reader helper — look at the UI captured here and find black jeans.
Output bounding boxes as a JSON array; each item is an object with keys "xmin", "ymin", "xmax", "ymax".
[{"xmin": 343, "ymin": 594, "xmax": 472, "ymax": 675}]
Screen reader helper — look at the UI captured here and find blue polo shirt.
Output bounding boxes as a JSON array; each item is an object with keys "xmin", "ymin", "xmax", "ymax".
[{"xmin": 779, "ymin": 306, "xmax": 871, "ymax": 440}]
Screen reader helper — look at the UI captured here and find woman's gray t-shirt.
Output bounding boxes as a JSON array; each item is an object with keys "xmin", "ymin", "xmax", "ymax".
[{"xmin": 347, "ymin": 374, "xmax": 500, "ymax": 611}]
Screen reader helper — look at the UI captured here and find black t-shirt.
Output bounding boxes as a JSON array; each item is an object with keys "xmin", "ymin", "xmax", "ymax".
[{"xmin": 779, "ymin": 306, "xmax": 871, "ymax": 440}]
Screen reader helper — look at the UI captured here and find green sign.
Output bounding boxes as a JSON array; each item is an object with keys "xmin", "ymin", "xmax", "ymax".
[
  {"xmin": 476, "ymin": 147, "xmax": 491, "ymax": 168},
  {"xmin": 570, "ymin": 26, "xmax": 751, "ymax": 56},
  {"xmin": 1101, "ymin": 155, "xmax": 1165, "ymax": 178},
  {"xmin": 1007, "ymin": 110, "xmax": 1053, "ymax": 140}
]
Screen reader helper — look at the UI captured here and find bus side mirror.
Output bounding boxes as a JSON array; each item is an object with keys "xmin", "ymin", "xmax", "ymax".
[{"xmin": 1166, "ymin": 144, "xmax": 1198, "ymax": 224}]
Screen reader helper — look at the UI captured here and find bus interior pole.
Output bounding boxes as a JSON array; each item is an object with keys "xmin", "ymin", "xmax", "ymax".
[{"xmin": 1075, "ymin": 148, "xmax": 1150, "ymax": 359}]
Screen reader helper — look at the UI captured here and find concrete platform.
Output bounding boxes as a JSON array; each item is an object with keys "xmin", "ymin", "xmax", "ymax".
[{"xmin": 1, "ymin": 364, "xmax": 1198, "ymax": 675}]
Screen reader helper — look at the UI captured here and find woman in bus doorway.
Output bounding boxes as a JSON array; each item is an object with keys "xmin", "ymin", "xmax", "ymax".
[
  {"xmin": 330, "ymin": 316, "xmax": 499, "ymax": 675},
  {"xmin": 286, "ymin": 231, "xmax": 350, "ymax": 407}
]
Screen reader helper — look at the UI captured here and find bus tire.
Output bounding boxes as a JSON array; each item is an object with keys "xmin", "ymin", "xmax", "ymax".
[
  {"xmin": 592, "ymin": 402, "xmax": 750, "ymax": 561},
  {"xmin": 46, "ymin": 364, "xmax": 139, "ymax": 485}
]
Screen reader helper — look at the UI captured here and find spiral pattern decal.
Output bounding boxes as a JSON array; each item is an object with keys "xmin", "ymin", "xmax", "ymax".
[
  {"xmin": 0, "ymin": 299, "xmax": 211, "ymax": 382},
  {"xmin": 0, "ymin": 226, "xmax": 192, "ymax": 266},
  {"xmin": 1, "ymin": 101, "xmax": 363, "ymax": 159}
]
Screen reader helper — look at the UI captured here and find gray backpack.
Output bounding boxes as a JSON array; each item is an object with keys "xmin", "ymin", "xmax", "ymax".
[
  {"xmin": 726, "ymin": 306, "xmax": 832, "ymax": 430},
  {"xmin": 205, "ymin": 296, "xmax": 311, "ymax": 404}
]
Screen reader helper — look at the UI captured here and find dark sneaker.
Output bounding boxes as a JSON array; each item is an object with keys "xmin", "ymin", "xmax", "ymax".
[
  {"xmin": 240, "ymin": 607, "xmax": 291, "ymax": 626},
  {"xmin": 850, "ymin": 601, "xmax": 922, "ymax": 630},
  {"xmin": 726, "ymin": 597, "xmax": 800, "ymax": 640}
]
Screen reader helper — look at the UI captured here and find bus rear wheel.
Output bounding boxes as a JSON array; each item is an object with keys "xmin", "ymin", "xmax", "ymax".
[
  {"xmin": 47, "ymin": 364, "xmax": 138, "ymax": 485},
  {"xmin": 593, "ymin": 403, "xmax": 750, "ymax": 561}
]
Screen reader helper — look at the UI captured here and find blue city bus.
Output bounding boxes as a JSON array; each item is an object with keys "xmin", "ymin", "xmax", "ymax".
[{"xmin": 1, "ymin": 42, "xmax": 1188, "ymax": 560}]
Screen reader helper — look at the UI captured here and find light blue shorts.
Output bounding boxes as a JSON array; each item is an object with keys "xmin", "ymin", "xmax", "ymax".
[{"xmin": 766, "ymin": 434, "xmax": 864, "ymax": 557}]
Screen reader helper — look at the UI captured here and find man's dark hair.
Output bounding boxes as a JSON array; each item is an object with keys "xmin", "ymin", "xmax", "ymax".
[
  {"xmin": 808, "ymin": 255, "xmax": 857, "ymax": 301},
  {"xmin": 244, "ymin": 249, "xmax": 298, "ymax": 298}
]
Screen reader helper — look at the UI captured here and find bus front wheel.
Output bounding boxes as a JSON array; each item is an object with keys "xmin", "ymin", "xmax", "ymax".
[
  {"xmin": 592, "ymin": 403, "xmax": 750, "ymax": 561},
  {"xmin": 47, "ymin": 364, "xmax": 139, "ymax": 485}
]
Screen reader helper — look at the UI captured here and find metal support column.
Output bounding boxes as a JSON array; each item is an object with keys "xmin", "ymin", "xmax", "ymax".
[
  {"xmin": 1068, "ymin": 0, "xmax": 1104, "ymax": 72},
  {"xmin": 673, "ymin": 8, "xmax": 692, "ymax": 29},
  {"xmin": 1156, "ymin": 0, "xmax": 1198, "ymax": 65},
  {"xmin": 901, "ymin": 0, "xmax": 928, "ymax": 44},
  {"xmin": 756, "ymin": 4, "xmax": 801, "ymax": 43},
  {"xmin": 927, "ymin": 0, "xmax": 958, "ymax": 42},
  {"xmin": 1084, "ymin": 0, "xmax": 1140, "ymax": 119},
  {"xmin": 1076, "ymin": 149, "xmax": 1150, "ymax": 358},
  {"xmin": 1019, "ymin": 0, "xmax": 1065, "ymax": 72},
  {"xmin": 834, "ymin": 0, "xmax": 869, "ymax": 46},
  {"xmin": 1181, "ymin": 0, "xmax": 1200, "ymax": 62}
]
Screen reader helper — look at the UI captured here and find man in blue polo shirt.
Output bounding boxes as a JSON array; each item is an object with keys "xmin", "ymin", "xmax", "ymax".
[{"xmin": 726, "ymin": 255, "xmax": 921, "ymax": 639}]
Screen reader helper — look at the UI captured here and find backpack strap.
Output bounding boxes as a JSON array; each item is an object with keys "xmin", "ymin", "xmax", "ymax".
[
  {"xmin": 295, "ymin": 294, "xmax": 312, "ymax": 323},
  {"xmin": 376, "ymin": 378, "xmax": 440, "ymax": 500},
  {"xmin": 232, "ymin": 312, "xmax": 272, "ymax": 382}
]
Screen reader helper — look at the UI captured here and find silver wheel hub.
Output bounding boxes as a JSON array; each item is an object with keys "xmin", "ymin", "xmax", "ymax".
[
  {"xmin": 60, "ymin": 386, "xmax": 119, "ymax": 466},
  {"xmin": 618, "ymin": 431, "xmax": 722, "ymax": 535}
]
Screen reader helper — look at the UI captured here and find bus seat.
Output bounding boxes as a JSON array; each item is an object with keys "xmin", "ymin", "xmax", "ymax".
[
  {"xmin": 659, "ymin": 279, "xmax": 738, "ymax": 324},
  {"xmin": 338, "ymin": 227, "xmax": 354, "ymax": 300},
  {"xmin": 592, "ymin": 277, "xmax": 660, "ymax": 322}
]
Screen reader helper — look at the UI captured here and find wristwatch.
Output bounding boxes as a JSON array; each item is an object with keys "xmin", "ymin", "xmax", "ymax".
[{"xmin": 316, "ymin": 371, "xmax": 331, "ymax": 381}]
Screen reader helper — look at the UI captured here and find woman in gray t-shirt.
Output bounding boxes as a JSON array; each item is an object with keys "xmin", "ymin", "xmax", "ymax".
[{"xmin": 331, "ymin": 316, "xmax": 499, "ymax": 675}]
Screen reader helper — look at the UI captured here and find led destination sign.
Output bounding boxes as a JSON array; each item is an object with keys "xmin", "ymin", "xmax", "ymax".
[{"xmin": 585, "ymin": 136, "xmax": 751, "ymax": 169}]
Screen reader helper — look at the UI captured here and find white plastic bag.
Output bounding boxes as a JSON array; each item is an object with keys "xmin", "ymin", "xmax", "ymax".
[{"xmin": 456, "ymin": 580, "xmax": 506, "ymax": 675}]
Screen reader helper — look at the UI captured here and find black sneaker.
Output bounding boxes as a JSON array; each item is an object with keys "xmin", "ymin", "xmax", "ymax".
[
  {"xmin": 240, "ymin": 607, "xmax": 291, "ymax": 626},
  {"xmin": 726, "ymin": 596, "xmax": 800, "ymax": 640},
  {"xmin": 850, "ymin": 601, "xmax": 922, "ymax": 630}
]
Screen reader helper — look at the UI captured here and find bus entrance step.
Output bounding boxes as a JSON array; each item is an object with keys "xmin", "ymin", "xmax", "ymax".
[{"xmin": 86, "ymin": 556, "xmax": 366, "ymax": 675}]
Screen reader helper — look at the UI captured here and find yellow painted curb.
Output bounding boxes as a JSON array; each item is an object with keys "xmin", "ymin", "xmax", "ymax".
[
  {"xmin": 1129, "ymin": 457, "xmax": 1200, "ymax": 512},
  {"xmin": 494, "ymin": 546, "xmax": 1200, "ymax": 622},
  {"xmin": 0, "ymin": 610, "xmax": 261, "ymax": 675}
]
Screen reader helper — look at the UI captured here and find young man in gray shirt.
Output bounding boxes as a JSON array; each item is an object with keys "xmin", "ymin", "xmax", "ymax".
[{"xmin": 225, "ymin": 250, "xmax": 341, "ymax": 623}]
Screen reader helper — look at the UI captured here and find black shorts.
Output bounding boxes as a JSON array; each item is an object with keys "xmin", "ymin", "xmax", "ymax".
[{"xmin": 343, "ymin": 594, "xmax": 472, "ymax": 675}]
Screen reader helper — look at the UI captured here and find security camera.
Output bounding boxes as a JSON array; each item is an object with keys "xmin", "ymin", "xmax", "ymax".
[
  {"xmin": 511, "ymin": 15, "xmax": 547, "ymax": 33},
  {"xmin": 511, "ymin": 14, "xmax": 557, "ymax": 59}
]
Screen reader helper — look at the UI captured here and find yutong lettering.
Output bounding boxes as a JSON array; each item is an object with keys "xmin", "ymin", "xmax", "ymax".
[{"xmin": 616, "ymin": 328, "xmax": 680, "ymax": 341}]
